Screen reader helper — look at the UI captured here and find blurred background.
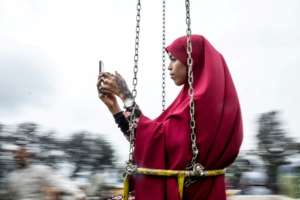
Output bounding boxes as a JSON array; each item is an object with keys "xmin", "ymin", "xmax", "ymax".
[{"xmin": 0, "ymin": 0, "xmax": 300, "ymax": 199}]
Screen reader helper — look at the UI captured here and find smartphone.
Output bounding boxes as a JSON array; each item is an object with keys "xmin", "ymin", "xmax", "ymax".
[
  {"xmin": 98, "ymin": 60, "xmax": 104, "ymax": 96},
  {"xmin": 99, "ymin": 60, "xmax": 104, "ymax": 73}
]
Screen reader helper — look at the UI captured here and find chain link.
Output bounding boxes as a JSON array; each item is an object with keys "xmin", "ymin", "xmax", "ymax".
[
  {"xmin": 126, "ymin": 0, "xmax": 142, "ymax": 173},
  {"xmin": 162, "ymin": 0, "xmax": 166, "ymax": 111},
  {"xmin": 185, "ymin": 0, "xmax": 201, "ymax": 171}
]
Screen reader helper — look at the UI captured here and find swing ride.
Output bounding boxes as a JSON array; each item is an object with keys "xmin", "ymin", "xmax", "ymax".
[{"xmin": 120, "ymin": 0, "xmax": 226, "ymax": 199}]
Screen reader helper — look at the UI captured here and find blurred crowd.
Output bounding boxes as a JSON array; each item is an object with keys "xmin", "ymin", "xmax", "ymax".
[
  {"xmin": 0, "ymin": 145, "xmax": 123, "ymax": 200},
  {"xmin": 0, "ymin": 122, "xmax": 123, "ymax": 200},
  {"xmin": 1, "ymin": 110, "xmax": 300, "ymax": 199},
  {"xmin": 3, "ymin": 146, "xmax": 85, "ymax": 199},
  {"xmin": 1, "ymin": 142, "xmax": 299, "ymax": 200}
]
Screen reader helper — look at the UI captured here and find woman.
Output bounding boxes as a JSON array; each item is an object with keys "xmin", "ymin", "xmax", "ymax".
[{"xmin": 97, "ymin": 35, "xmax": 243, "ymax": 200}]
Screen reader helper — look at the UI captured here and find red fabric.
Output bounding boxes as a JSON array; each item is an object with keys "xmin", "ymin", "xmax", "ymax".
[{"xmin": 133, "ymin": 35, "xmax": 243, "ymax": 200}]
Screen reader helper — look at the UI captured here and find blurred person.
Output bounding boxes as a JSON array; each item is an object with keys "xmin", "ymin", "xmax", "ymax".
[
  {"xmin": 239, "ymin": 171, "xmax": 272, "ymax": 195},
  {"xmin": 6, "ymin": 146, "xmax": 86, "ymax": 200}
]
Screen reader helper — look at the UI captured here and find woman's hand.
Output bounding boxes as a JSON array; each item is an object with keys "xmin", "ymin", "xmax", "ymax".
[
  {"xmin": 100, "ymin": 71, "xmax": 133, "ymax": 101},
  {"xmin": 97, "ymin": 75, "xmax": 121, "ymax": 114}
]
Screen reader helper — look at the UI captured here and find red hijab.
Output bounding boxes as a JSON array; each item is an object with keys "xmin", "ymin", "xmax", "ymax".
[{"xmin": 133, "ymin": 35, "xmax": 243, "ymax": 200}]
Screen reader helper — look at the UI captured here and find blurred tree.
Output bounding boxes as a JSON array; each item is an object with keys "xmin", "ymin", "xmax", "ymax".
[
  {"xmin": 0, "ymin": 123, "xmax": 3, "ymax": 133},
  {"xmin": 15, "ymin": 122, "xmax": 39, "ymax": 143},
  {"xmin": 0, "ymin": 123, "xmax": 5, "ymax": 185},
  {"xmin": 256, "ymin": 111, "xmax": 296, "ymax": 193},
  {"xmin": 64, "ymin": 131, "xmax": 116, "ymax": 177},
  {"xmin": 226, "ymin": 155, "xmax": 253, "ymax": 188},
  {"xmin": 91, "ymin": 137, "xmax": 116, "ymax": 171},
  {"xmin": 16, "ymin": 122, "xmax": 38, "ymax": 135}
]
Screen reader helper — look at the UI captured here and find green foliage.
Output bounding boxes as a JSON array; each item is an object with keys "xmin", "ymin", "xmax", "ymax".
[{"xmin": 256, "ymin": 111, "xmax": 296, "ymax": 193}]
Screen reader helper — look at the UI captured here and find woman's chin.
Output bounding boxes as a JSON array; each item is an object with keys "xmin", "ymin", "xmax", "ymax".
[{"xmin": 173, "ymin": 80, "xmax": 183, "ymax": 86}]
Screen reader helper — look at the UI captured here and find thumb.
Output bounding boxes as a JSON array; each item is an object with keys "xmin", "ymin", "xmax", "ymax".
[{"xmin": 115, "ymin": 71, "xmax": 122, "ymax": 77}]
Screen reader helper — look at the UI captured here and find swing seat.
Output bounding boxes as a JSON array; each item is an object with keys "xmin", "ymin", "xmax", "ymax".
[{"xmin": 122, "ymin": 167, "xmax": 226, "ymax": 200}]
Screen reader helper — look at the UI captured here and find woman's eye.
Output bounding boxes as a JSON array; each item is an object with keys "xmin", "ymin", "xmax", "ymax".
[{"xmin": 169, "ymin": 56, "xmax": 176, "ymax": 61}]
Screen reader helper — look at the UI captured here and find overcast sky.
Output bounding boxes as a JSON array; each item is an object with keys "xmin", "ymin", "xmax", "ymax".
[{"xmin": 1, "ymin": 0, "xmax": 300, "ymax": 163}]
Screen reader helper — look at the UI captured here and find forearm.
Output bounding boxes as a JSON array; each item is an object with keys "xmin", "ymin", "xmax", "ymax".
[
  {"xmin": 113, "ymin": 106, "xmax": 142, "ymax": 138},
  {"xmin": 114, "ymin": 111, "xmax": 130, "ymax": 136},
  {"xmin": 108, "ymin": 103, "xmax": 121, "ymax": 115}
]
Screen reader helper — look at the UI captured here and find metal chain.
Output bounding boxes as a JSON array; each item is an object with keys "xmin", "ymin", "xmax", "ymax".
[
  {"xmin": 161, "ymin": 0, "xmax": 166, "ymax": 111},
  {"xmin": 185, "ymin": 0, "xmax": 203, "ymax": 173},
  {"xmin": 126, "ymin": 0, "xmax": 142, "ymax": 174},
  {"xmin": 125, "ymin": 0, "xmax": 202, "ymax": 176}
]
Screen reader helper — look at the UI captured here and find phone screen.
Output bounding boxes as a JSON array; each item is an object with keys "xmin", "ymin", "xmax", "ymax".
[{"xmin": 99, "ymin": 60, "xmax": 104, "ymax": 73}]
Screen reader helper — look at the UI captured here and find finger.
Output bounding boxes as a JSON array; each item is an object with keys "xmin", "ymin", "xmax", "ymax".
[
  {"xmin": 100, "ymin": 87, "xmax": 113, "ymax": 93},
  {"xmin": 97, "ymin": 76, "xmax": 106, "ymax": 89},
  {"xmin": 96, "ymin": 81, "xmax": 101, "ymax": 89},
  {"xmin": 97, "ymin": 79, "xmax": 108, "ymax": 92},
  {"xmin": 101, "ymin": 76, "xmax": 114, "ymax": 86},
  {"xmin": 98, "ymin": 74, "xmax": 103, "ymax": 80},
  {"xmin": 99, "ymin": 90, "xmax": 114, "ymax": 100},
  {"xmin": 96, "ymin": 79, "xmax": 103, "ymax": 88},
  {"xmin": 98, "ymin": 72, "xmax": 108, "ymax": 79},
  {"xmin": 101, "ymin": 72, "xmax": 113, "ymax": 78},
  {"xmin": 106, "ymin": 72, "xmax": 113, "ymax": 76},
  {"xmin": 115, "ymin": 71, "xmax": 126, "ymax": 83},
  {"xmin": 98, "ymin": 93, "xmax": 106, "ymax": 99},
  {"xmin": 104, "ymin": 74, "xmax": 118, "ymax": 84},
  {"xmin": 115, "ymin": 71, "xmax": 122, "ymax": 78},
  {"xmin": 103, "ymin": 72, "xmax": 115, "ymax": 79},
  {"xmin": 97, "ymin": 85, "xmax": 102, "ymax": 93},
  {"xmin": 99, "ymin": 72, "xmax": 104, "ymax": 77},
  {"xmin": 102, "ymin": 78, "xmax": 113, "ymax": 86},
  {"xmin": 98, "ymin": 88, "xmax": 112, "ymax": 99},
  {"xmin": 102, "ymin": 93, "xmax": 115, "ymax": 101},
  {"xmin": 100, "ymin": 85, "xmax": 114, "ymax": 93},
  {"xmin": 105, "ymin": 77, "xmax": 118, "ymax": 87}
]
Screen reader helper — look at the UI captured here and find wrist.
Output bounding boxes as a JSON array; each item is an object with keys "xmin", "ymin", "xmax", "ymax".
[
  {"xmin": 123, "ymin": 97, "xmax": 135, "ymax": 111},
  {"xmin": 109, "ymin": 103, "xmax": 121, "ymax": 115},
  {"xmin": 119, "ymin": 90, "xmax": 133, "ymax": 102},
  {"xmin": 119, "ymin": 93, "xmax": 126, "ymax": 102}
]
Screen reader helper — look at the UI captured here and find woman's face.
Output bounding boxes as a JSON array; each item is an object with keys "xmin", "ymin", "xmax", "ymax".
[{"xmin": 168, "ymin": 53, "xmax": 187, "ymax": 86}]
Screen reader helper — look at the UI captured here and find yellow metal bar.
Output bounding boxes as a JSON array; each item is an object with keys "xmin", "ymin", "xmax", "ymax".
[
  {"xmin": 136, "ymin": 167, "xmax": 225, "ymax": 177},
  {"xmin": 177, "ymin": 174, "xmax": 186, "ymax": 199},
  {"xmin": 205, "ymin": 169, "xmax": 226, "ymax": 176},
  {"xmin": 123, "ymin": 174, "xmax": 130, "ymax": 200},
  {"xmin": 137, "ymin": 168, "xmax": 191, "ymax": 176}
]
